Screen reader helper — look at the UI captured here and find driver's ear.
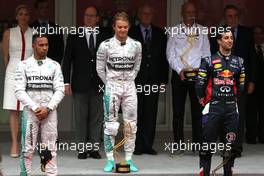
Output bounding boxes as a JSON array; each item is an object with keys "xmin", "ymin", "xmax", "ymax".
[{"xmin": 217, "ymin": 38, "xmax": 221, "ymax": 45}]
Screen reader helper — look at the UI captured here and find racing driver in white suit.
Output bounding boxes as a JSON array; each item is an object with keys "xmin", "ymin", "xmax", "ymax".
[
  {"xmin": 97, "ymin": 12, "xmax": 142, "ymax": 172},
  {"xmin": 15, "ymin": 33, "xmax": 64, "ymax": 176}
]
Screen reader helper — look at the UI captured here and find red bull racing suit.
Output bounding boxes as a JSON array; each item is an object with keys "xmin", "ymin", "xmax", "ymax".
[{"xmin": 195, "ymin": 51, "xmax": 245, "ymax": 176}]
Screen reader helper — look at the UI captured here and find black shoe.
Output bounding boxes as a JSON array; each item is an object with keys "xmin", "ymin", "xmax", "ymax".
[
  {"xmin": 144, "ymin": 149, "xmax": 158, "ymax": 155},
  {"xmin": 192, "ymin": 149, "xmax": 198, "ymax": 155},
  {"xmin": 89, "ymin": 151, "xmax": 101, "ymax": 159},
  {"xmin": 258, "ymin": 138, "xmax": 264, "ymax": 144},
  {"xmin": 133, "ymin": 150, "xmax": 143, "ymax": 155},
  {"xmin": 170, "ymin": 150, "xmax": 184, "ymax": 157},
  {"xmin": 77, "ymin": 152, "xmax": 87, "ymax": 159},
  {"xmin": 236, "ymin": 152, "xmax": 242, "ymax": 158}
]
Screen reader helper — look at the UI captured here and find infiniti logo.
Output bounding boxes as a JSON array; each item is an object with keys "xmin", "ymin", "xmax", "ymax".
[{"xmin": 220, "ymin": 86, "xmax": 231, "ymax": 93}]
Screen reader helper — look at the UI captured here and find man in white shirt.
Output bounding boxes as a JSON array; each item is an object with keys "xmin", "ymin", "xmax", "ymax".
[{"xmin": 166, "ymin": 1, "xmax": 210, "ymax": 152}]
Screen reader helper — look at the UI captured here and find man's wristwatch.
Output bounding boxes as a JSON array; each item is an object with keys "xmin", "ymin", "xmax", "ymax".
[{"xmin": 46, "ymin": 107, "xmax": 52, "ymax": 113}]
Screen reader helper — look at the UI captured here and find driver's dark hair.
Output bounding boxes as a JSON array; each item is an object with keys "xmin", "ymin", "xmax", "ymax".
[
  {"xmin": 32, "ymin": 33, "xmax": 48, "ymax": 43},
  {"xmin": 216, "ymin": 27, "xmax": 232, "ymax": 40}
]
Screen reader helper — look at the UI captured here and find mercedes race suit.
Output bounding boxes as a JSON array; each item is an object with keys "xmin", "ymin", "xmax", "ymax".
[
  {"xmin": 15, "ymin": 56, "xmax": 64, "ymax": 176},
  {"xmin": 97, "ymin": 36, "xmax": 142, "ymax": 84},
  {"xmin": 96, "ymin": 36, "xmax": 142, "ymax": 158}
]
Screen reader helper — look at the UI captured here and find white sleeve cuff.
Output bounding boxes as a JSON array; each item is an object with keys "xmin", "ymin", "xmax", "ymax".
[{"xmin": 31, "ymin": 105, "xmax": 39, "ymax": 112}]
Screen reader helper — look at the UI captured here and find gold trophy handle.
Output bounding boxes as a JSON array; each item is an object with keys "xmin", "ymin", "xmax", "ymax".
[
  {"xmin": 211, "ymin": 155, "xmax": 231, "ymax": 176},
  {"xmin": 113, "ymin": 123, "xmax": 132, "ymax": 172},
  {"xmin": 180, "ymin": 35, "xmax": 197, "ymax": 69}
]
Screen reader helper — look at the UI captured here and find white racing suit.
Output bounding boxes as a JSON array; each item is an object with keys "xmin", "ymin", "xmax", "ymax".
[
  {"xmin": 96, "ymin": 36, "xmax": 142, "ymax": 160},
  {"xmin": 15, "ymin": 56, "xmax": 64, "ymax": 176}
]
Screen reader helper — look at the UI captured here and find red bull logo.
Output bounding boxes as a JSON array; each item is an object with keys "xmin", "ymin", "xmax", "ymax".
[
  {"xmin": 214, "ymin": 78, "xmax": 234, "ymax": 85},
  {"xmin": 218, "ymin": 70, "xmax": 233, "ymax": 78}
]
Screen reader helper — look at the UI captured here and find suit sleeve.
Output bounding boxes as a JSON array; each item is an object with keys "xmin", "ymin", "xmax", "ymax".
[
  {"xmin": 15, "ymin": 62, "xmax": 39, "ymax": 111},
  {"xmin": 96, "ymin": 42, "xmax": 107, "ymax": 84},
  {"xmin": 195, "ymin": 57, "xmax": 210, "ymax": 106},
  {"xmin": 62, "ymin": 34, "xmax": 74, "ymax": 84},
  {"xmin": 166, "ymin": 35, "xmax": 181, "ymax": 74},
  {"xmin": 202, "ymin": 33, "xmax": 211, "ymax": 58},
  {"xmin": 237, "ymin": 57, "xmax": 245, "ymax": 95},
  {"xmin": 47, "ymin": 63, "xmax": 65, "ymax": 111},
  {"xmin": 133, "ymin": 41, "xmax": 142, "ymax": 79},
  {"xmin": 247, "ymin": 30, "xmax": 257, "ymax": 83},
  {"xmin": 160, "ymin": 30, "xmax": 169, "ymax": 84}
]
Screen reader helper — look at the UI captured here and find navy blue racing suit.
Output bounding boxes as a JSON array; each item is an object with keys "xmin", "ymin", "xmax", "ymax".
[{"xmin": 196, "ymin": 51, "xmax": 245, "ymax": 176}]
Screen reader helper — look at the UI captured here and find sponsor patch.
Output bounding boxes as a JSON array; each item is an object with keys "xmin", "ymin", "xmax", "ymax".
[
  {"xmin": 226, "ymin": 132, "xmax": 236, "ymax": 142},
  {"xmin": 218, "ymin": 70, "xmax": 233, "ymax": 78},
  {"xmin": 212, "ymin": 59, "xmax": 221, "ymax": 64},
  {"xmin": 26, "ymin": 83, "xmax": 53, "ymax": 90},
  {"xmin": 198, "ymin": 72, "xmax": 207, "ymax": 77},
  {"xmin": 231, "ymin": 59, "xmax": 238, "ymax": 64},
  {"xmin": 239, "ymin": 77, "xmax": 245, "ymax": 82},
  {"xmin": 230, "ymin": 64, "xmax": 238, "ymax": 68},
  {"xmin": 214, "ymin": 63, "xmax": 222, "ymax": 69},
  {"xmin": 220, "ymin": 86, "xmax": 231, "ymax": 93},
  {"xmin": 107, "ymin": 62, "xmax": 134, "ymax": 70},
  {"xmin": 26, "ymin": 75, "xmax": 53, "ymax": 81},
  {"xmin": 214, "ymin": 78, "xmax": 234, "ymax": 85}
]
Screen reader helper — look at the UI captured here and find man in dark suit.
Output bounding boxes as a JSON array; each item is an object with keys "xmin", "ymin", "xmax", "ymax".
[
  {"xmin": 30, "ymin": 0, "xmax": 64, "ymax": 64},
  {"xmin": 246, "ymin": 26, "xmax": 264, "ymax": 144},
  {"xmin": 210, "ymin": 4, "xmax": 256, "ymax": 155},
  {"xmin": 129, "ymin": 4, "xmax": 168, "ymax": 155},
  {"xmin": 62, "ymin": 6, "xmax": 112, "ymax": 159}
]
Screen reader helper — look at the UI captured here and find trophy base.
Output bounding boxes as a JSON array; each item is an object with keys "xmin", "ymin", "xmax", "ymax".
[
  {"xmin": 183, "ymin": 68, "xmax": 198, "ymax": 82},
  {"xmin": 116, "ymin": 163, "xmax": 130, "ymax": 173}
]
